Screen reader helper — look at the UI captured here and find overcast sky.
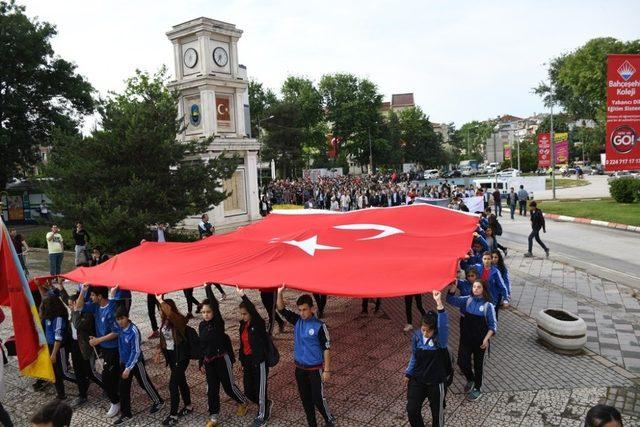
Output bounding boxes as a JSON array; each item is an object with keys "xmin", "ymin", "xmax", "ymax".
[{"xmin": 20, "ymin": 0, "xmax": 640, "ymax": 129}]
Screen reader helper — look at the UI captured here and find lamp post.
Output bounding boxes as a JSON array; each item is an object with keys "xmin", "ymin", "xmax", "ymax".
[
  {"xmin": 367, "ymin": 121, "xmax": 378, "ymax": 175},
  {"xmin": 550, "ymin": 81, "xmax": 556, "ymax": 200},
  {"xmin": 257, "ymin": 115, "xmax": 274, "ymax": 192}
]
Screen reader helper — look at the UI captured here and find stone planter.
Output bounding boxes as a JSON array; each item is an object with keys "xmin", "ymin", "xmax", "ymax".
[{"xmin": 536, "ymin": 308, "xmax": 586, "ymax": 354}]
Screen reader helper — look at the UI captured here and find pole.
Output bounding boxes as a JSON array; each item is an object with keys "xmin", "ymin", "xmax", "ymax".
[
  {"xmin": 368, "ymin": 127, "xmax": 373, "ymax": 174},
  {"xmin": 550, "ymin": 82, "xmax": 556, "ymax": 200},
  {"xmin": 257, "ymin": 118, "xmax": 263, "ymax": 191},
  {"xmin": 493, "ymin": 132, "xmax": 498, "ymax": 186},
  {"xmin": 517, "ymin": 136, "xmax": 521, "ymax": 171},
  {"xmin": 466, "ymin": 128, "xmax": 470, "ymax": 159}
]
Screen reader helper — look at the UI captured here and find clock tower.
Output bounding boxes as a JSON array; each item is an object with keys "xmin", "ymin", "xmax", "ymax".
[{"xmin": 166, "ymin": 17, "xmax": 261, "ymax": 230}]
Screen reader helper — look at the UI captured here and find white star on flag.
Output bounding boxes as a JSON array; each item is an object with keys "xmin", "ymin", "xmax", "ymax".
[{"xmin": 282, "ymin": 235, "xmax": 341, "ymax": 256}]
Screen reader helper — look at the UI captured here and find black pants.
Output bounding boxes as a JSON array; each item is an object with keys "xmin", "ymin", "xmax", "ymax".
[
  {"xmin": 404, "ymin": 295, "xmax": 426, "ymax": 324},
  {"xmin": 183, "ymin": 289, "xmax": 200, "ymax": 314},
  {"xmin": 494, "ymin": 200, "xmax": 502, "ymax": 216},
  {"xmin": 70, "ymin": 340, "xmax": 103, "ymax": 398},
  {"xmin": 294, "ymin": 368, "xmax": 333, "ymax": 427},
  {"xmin": 242, "ymin": 359, "xmax": 269, "ymax": 421},
  {"xmin": 260, "ymin": 291, "xmax": 284, "ymax": 334},
  {"xmin": 166, "ymin": 351, "xmax": 191, "ymax": 416},
  {"xmin": 119, "ymin": 360, "xmax": 162, "ymax": 418},
  {"xmin": 459, "ymin": 342, "xmax": 486, "ymax": 390},
  {"xmin": 361, "ymin": 298, "xmax": 381, "ymax": 313},
  {"xmin": 518, "ymin": 200, "xmax": 527, "ymax": 216},
  {"xmin": 528, "ymin": 229, "xmax": 548, "ymax": 253},
  {"xmin": 100, "ymin": 346, "xmax": 120, "ymax": 404},
  {"xmin": 204, "ymin": 354, "xmax": 246, "ymax": 416},
  {"xmin": 147, "ymin": 293, "xmax": 159, "ymax": 332},
  {"xmin": 407, "ymin": 381, "xmax": 445, "ymax": 427},
  {"xmin": 48, "ymin": 344, "xmax": 67, "ymax": 398},
  {"xmin": 0, "ymin": 403, "xmax": 12, "ymax": 427},
  {"xmin": 313, "ymin": 294, "xmax": 327, "ymax": 317}
]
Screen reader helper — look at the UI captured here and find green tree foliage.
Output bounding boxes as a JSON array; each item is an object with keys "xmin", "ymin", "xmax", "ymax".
[
  {"xmin": 397, "ymin": 107, "xmax": 445, "ymax": 168},
  {"xmin": 609, "ymin": 177, "xmax": 640, "ymax": 203},
  {"xmin": 248, "ymin": 79, "xmax": 277, "ymax": 137},
  {"xmin": 455, "ymin": 121, "xmax": 496, "ymax": 161},
  {"xmin": 44, "ymin": 69, "xmax": 237, "ymax": 251},
  {"xmin": 0, "ymin": 1, "xmax": 94, "ymax": 189},
  {"xmin": 318, "ymin": 73, "xmax": 383, "ymax": 166},
  {"xmin": 535, "ymin": 37, "xmax": 640, "ymax": 123}
]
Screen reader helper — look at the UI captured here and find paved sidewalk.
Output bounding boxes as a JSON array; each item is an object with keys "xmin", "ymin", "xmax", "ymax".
[{"xmin": 1, "ymin": 250, "xmax": 638, "ymax": 426}]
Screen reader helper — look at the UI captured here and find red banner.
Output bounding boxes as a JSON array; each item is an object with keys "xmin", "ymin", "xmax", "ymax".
[
  {"xmin": 606, "ymin": 54, "xmax": 640, "ymax": 171},
  {"xmin": 62, "ymin": 206, "xmax": 479, "ymax": 298},
  {"xmin": 538, "ymin": 133, "xmax": 551, "ymax": 168}
]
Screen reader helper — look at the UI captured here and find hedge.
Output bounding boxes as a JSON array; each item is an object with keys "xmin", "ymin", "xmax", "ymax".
[{"xmin": 609, "ymin": 177, "xmax": 640, "ymax": 203}]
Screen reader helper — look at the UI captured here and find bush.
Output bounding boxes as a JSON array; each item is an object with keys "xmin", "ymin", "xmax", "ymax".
[{"xmin": 609, "ymin": 177, "xmax": 640, "ymax": 203}]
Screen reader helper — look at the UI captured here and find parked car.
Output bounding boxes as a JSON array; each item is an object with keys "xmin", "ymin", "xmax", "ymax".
[
  {"xmin": 423, "ymin": 169, "xmax": 439, "ymax": 179},
  {"xmin": 607, "ymin": 171, "xmax": 640, "ymax": 182},
  {"xmin": 445, "ymin": 170, "xmax": 462, "ymax": 178},
  {"xmin": 497, "ymin": 168, "xmax": 521, "ymax": 178}
]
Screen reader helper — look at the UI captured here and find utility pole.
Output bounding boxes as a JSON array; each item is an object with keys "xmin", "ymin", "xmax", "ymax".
[
  {"xmin": 493, "ymin": 132, "xmax": 498, "ymax": 186},
  {"xmin": 368, "ymin": 127, "xmax": 373, "ymax": 174},
  {"xmin": 550, "ymin": 81, "xmax": 556, "ymax": 200},
  {"xmin": 517, "ymin": 135, "xmax": 521, "ymax": 171},
  {"xmin": 257, "ymin": 115, "xmax": 274, "ymax": 192}
]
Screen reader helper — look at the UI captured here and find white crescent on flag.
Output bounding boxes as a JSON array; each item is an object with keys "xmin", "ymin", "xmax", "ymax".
[{"xmin": 333, "ymin": 223, "xmax": 404, "ymax": 240}]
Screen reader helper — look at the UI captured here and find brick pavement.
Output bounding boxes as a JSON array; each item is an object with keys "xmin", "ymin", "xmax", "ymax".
[{"xmin": 1, "ymin": 249, "xmax": 638, "ymax": 426}]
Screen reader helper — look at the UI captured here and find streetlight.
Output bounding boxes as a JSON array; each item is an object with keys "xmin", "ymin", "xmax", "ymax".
[
  {"xmin": 257, "ymin": 115, "xmax": 274, "ymax": 191},
  {"xmin": 550, "ymin": 80, "xmax": 556, "ymax": 200},
  {"xmin": 367, "ymin": 121, "xmax": 378, "ymax": 175}
]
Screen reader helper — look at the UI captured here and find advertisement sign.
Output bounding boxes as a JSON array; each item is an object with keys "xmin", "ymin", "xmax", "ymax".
[
  {"xmin": 606, "ymin": 54, "xmax": 640, "ymax": 171},
  {"xmin": 554, "ymin": 133, "xmax": 569, "ymax": 165},
  {"xmin": 504, "ymin": 144, "xmax": 511, "ymax": 160},
  {"xmin": 537, "ymin": 133, "xmax": 551, "ymax": 167},
  {"xmin": 7, "ymin": 196, "xmax": 24, "ymax": 221}
]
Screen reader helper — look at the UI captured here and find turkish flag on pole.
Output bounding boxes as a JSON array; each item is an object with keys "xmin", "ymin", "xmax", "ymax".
[{"xmin": 62, "ymin": 205, "xmax": 479, "ymax": 298}]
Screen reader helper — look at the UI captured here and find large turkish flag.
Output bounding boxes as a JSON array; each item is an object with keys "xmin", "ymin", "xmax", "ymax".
[{"xmin": 62, "ymin": 205, "xmax": 479, "ymax": 297}]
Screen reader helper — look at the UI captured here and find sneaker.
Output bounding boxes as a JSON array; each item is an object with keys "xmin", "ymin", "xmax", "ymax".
[
  {"xmin": 162, "ymin": 415, "xmax": 179, "ymax": 426},
  {"xmin": 150, "ymin": 401, "xmax": 165, "ymax": 414},
  {"xmin": 55, "ymin": 394, "xmax": 67, "ymax": 401},
  {"xmin": 325, "ymin": 420, "xmax": 336, "ymax": 427},
  {"xmin": 178, "ymin": 406, "xmax": 194, "ymax": 416},
  {"xmin": 266, "ymin": 399, "xmax": 273, "ymax": 420},
  {"xmin": 71, "ymin": 396, "xmax": 88, "ymax": 408},
  {"xmin": 205, "ymin": 415, "xmax": 219, "ymax": 427},
  {"xmin": 236, "ymin": 402, "xmax": 249, "ymax": 417},
  {"xmin": 250, "ymin": 418, "xmax": 267, "ymax": 427},
  {"xmin": 503, "ymin": 248, "xmax": 508, "ymax": 258},
  {"xmin": 220, "ymin": 293, "xmax": 227, "ymax": 301},
  {"xmin": 107, "ymin": 403, "xmax": 121, "ymax": 418},
  {"xmin": 186, "ymin": 313, "xmax": 194, "ymax": 320},
  {"xmin": 148, "ymin": 330, "xmax": 160, "ymax": 339},
  {"xmin": 545, "ymin": 249, "xmax": 550, "ymax": 258},
  {"xmin": 463, "ymin": 381, "xmax": 474, "ymax": 393},
  {"xmin": 195, "ymin": 305, "xmax": 202, "ymax": 314},
  {"xmin": 113, "ymin": 415, "xmax": 131, "ymax": 425},
  {"xmin": 32, "ymin": 379, "xmax": 46, "ymax": 391},
  {"xmin": 523, "ymin": 252, "xmax": 533, "ymax": 258},
  {"xmin": 467, "ymin": 389, "xmax": 482, "ymax": 401},
  {"xmin": 403, "ymin": 324, "xmax": 413, "ymax": 332}
]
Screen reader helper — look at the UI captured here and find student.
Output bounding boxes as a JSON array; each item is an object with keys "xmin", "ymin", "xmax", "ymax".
[
  {"xmin": 460, "ymin": 232, "xmax": 489, "ymax": 269},
  {"xmin": 260, "ymin": 290, "xmax": 285, "ymax": 335},
  {"xmin": 41, "ymin": 295, "xmax": 70, "ymax": 400},
  {"xmin": 404, "ymin": 291, "xmax": 448, "ymax": 427},
  {"xmin": 485, "ymin": 226, "xmax": 508, "ymax": 257},
  {"xmin": 361, "ymin": 297, "xmax": 381, "ymax": 315},
  {"xmin": 584, "ymin": 404, "xmax": 623, "ymax": 427},
  {"xmin": 155, "ymin": 295, "xmax": 193, "ymax": 426},
  {"xmin": 507, "ymin": 187, "xmax": 517, "ymax": 220},
  {"xmin": 112, "ymin": 287, "xmax": 164, "ymax": 425},
  {"xmin": 457, "ymin": 268, "xmax": 478, "ymax": 297},
  {"xmin": 76, "ymin": 284, "xmax": 120, "ymax": 417},
  {"xmin": 524, "ymin": 201, "xmax": 549, "ymax": 258},
  {"xmin": 236, "ymin": 287, "xmax": 272, "ymax": 427},
  {"xmin": 447, "ymin": 280, "xmax": 497, "ymax": 401},
  {"xmin": 277, "ymin": 287, "xmax": 334, "ymax": 427},
  {"xmin": 68, "ymin": 293, "xmax": 104, "ymax": 408},
  {"xmin": 199, "ymin": 285, "xmax": 248, "ymax": 427},
  {"xmin": 30, "ymin": 400, "xmax": 72, "ymax": 427},
  {"xmin": 403, "ymin": 295, "xmax": 426, "ymax": 332},
  {"xmin": 491, "ymin": 250, "xmax": 511, "ymax": 295},
  {"xmin": 465, "ymin": 252, "xmax": 509, "ymax": 314},
  {"xmin": 89, "ymin": 249, "xmax": 131, "ymax": 314}
]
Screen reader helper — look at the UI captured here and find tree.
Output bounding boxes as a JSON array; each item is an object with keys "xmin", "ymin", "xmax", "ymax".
[
  {"xmin": 248, "ymin": 79, "xmax": 277, "ymax": 137},
  {"xmin": 261, "ymin": 101, "xmax": 306, "ymax": 178},
  {"xmin": 0, "ymin": 1, "xmax": 94, "ymax": 189},
  {"xmin": 455, "ymin": 121, "xmax": 496, "ymax": 161},
  {"xmin": 397, "ymin": 107, "xmax": 445, "ymax": 168},
  {"xmin": 535, "ymin": 37, "xmax": 640, "ymax": 123},
  {"xmin": 318, "ymin": 73, "xmax": 383, "ymax": 167},
  {"xmin": 44, "ymin": 69, "xmax": 237, "ymax": 251}
]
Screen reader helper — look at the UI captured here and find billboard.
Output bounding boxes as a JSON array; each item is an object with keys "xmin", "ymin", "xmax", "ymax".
[
  {"xmin": 554, "ymin": 133, "xmax": 569, "ymax": 165},
  {"xmin": 537, "ymin": 132, "xmax": 568, "ymax": 167},
  {"xmin": 537, "ymin": 133, "xmax": 551, "ymax": 167},
  {"xmin": 606, "ymin": 54, "xmax": 640, "ymax": 171}
]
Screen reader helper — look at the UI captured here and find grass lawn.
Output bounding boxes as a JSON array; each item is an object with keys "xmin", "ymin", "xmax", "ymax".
[
  {"xmin": 540, "ymin": 198, "xmax": 640, "ymax": 226},
  {"xmin": 545, "ymin": 178, "xmax": 589, "ymax": 190},
  {"xmin": 273, "ymin": 204, "xmax": 304, "ymax": 210}
]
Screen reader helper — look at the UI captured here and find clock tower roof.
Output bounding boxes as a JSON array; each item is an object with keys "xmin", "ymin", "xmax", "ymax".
[{"xmin": 166, "ymin": 17, "xmax": 243, "ymax": 41}]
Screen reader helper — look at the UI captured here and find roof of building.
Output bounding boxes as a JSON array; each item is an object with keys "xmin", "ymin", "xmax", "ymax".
[
  {"xmin": 391, "ymin": 93, "xmax": 415, "ymax": 107},
  {"xmin": 498, "ymin": 114, "xmax": 524, "ymax": 123}
]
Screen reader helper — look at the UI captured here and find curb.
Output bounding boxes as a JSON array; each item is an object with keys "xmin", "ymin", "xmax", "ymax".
[{"xmin": 545, "ymin": 213, "xmax": 640, "ymax": 234}]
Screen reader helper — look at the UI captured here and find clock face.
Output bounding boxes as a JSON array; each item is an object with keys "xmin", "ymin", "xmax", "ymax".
[
  {"xmin": 213, "ymin": 47, "xmax": 229, "ymax": 67},
  {"xmin": 183, "ymin": 48, "xmax": 198, "ymax": 68}
]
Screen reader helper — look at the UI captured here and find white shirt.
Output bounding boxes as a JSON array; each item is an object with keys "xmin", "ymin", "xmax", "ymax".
[
  {"xmin": 161, "ymin": 324, "xmax": 174, "ymax": 351},
  {"xmin": 157, "ymin": 228, "xmax": 166, "ymax": 243}
]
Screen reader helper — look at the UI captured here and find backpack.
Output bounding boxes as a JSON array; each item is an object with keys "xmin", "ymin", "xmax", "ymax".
[
  {"xmin": 184, "ymin": 325, "xmax": 203, "ymax": 360},
  {"xmin": 426, "ymin": 312, "xmax": 455, "ymax": 389},
  {"xmin": 265, "ymin": 334, "xmax": 280, "ymax": 368}
]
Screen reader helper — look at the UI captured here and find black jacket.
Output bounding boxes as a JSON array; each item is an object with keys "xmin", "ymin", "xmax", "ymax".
[
  {"xmin": 198, "ymin": 287, "xmax": 227, "ymax": 361},
  {"xmin": 238, "ymin": 295, "xmax": 268, "ymax": 365},
  {"xmin": 531, "ymin": 209, "xmax": 546, "ymax": 231}
]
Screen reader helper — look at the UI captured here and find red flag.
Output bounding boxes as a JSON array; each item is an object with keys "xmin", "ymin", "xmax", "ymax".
[
  {"xmin": 62, "ymin": 205, "xmax": 479, "ymax": 297},
  {"xmin": 0, "ymin": 219, "xmax": 54, "ymax": 381}
]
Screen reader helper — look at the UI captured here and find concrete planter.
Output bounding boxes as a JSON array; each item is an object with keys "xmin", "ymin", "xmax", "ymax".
[{"xmin": 536, "ymin": 308, "xmax": 586, "ymax": 353}]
